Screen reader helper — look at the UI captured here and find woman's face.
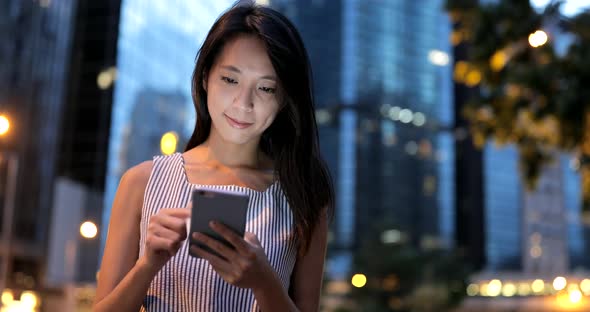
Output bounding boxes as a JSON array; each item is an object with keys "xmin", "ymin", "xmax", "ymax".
[{"xmin": 205, "ymin": 35, "xmax": 281, "ymax": 146}]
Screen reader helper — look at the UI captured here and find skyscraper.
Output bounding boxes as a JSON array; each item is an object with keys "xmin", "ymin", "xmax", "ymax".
[
  {"xmin": 270, "ymin": 0, "xmax": 455, "ymax": 277},
  {"xmin": 483, "ymin": 144, "xmax": 521, "ymax": 270},
  {"xmin": 482, "ymin": 144, "xmax": 584, "ymax": 274},
  {"xmin": 0, "ymin": 0, "xmax": 121, "ymax": 299},
  {"xmin": 0, "ymin": 0, "xmax": 78, "ymax": 290}
]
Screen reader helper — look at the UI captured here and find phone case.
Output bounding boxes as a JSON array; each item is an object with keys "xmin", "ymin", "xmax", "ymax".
[{"xmin": 188, "ymin": 188, "xmax": 249, "ymax": 259}]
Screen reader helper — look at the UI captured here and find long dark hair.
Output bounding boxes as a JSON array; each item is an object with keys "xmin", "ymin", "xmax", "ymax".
[{"xmin": 185, "ymin": 2, "xmax": 334, "ymax": 256}]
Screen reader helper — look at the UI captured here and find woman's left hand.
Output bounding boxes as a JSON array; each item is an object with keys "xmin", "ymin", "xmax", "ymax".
[{"xmin": 190, "ymin": 221, "xmax": 275, "ymax": 290}]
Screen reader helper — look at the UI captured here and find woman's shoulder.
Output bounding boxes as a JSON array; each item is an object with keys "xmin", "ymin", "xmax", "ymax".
[
  {"xmin": 118, "ymin": 160, "xmax": 154, "ymax": 201},
  {"xmin": 110, "ymin": 160, "xmax": 155, "ymax": 223}
]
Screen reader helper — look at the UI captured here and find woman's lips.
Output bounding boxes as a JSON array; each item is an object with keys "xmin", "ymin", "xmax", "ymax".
[{"xmin": 224, "ymin": 114, "xmax": 253, "ymax": 129}]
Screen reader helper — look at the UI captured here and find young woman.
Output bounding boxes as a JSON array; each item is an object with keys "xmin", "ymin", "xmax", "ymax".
[{"xmin": 93, "ymin": 3, "xmax": 334, "ymax": 312}]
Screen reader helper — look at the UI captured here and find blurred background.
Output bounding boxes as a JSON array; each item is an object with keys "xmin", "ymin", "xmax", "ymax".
[{"xmin": 0, "ymin": 0, "xmax": 589, "ymax": 311}]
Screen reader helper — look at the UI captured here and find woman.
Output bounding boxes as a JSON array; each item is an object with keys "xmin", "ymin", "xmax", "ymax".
[{"xmin": 93, "ymin": 2, "xmax": 334, "ymax": 311}]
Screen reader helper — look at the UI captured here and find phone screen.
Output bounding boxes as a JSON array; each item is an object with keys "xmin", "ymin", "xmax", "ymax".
[{"xmin": 188, "ymin": 188, "xmax": 249, "ymax": 259}]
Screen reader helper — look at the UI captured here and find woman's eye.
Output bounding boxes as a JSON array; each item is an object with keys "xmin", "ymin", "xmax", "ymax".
[
  {"xmin": 221, "ymin": 76, "xmax": 237, "ymax": 84},
  {"xmin": 259, "ymin": 86, "xmax": 276, "ymax": 94}
]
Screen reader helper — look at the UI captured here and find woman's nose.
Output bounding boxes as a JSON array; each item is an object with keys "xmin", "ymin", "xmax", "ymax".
[{"xmin": 232, "ymin": 86, "xmax": 254, "ymax": 112}]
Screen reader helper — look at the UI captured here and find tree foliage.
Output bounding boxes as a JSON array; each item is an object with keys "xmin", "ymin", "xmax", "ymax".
[{"xmin": 445, "ymin": 0, "xmax": 590, "ymax": 212}]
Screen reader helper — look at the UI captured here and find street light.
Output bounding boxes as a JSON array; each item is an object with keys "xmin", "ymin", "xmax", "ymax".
[
  {"xmin": 487, "ymin": 279, "xmax": 502, "ymax": 297},
  {"xmin": 553, "ymin": 276, "xmax": 567, "ymax": 291},
  {"xmin": 80, "ymin": 221, "xmax": 98, "ymax": 239},
  {"xmin": 351, "ymin": 273, "xmax": 367, "ymax": 288},
  {"xmin": 160, "ymin": 131, "xmax": 178, "ymax": 155},
  {"xmin": 532, "ymin": 279, "xmax": 545, "ymax": 293},
  {"xmin": 0, "ymin": 115, "xmax": 10, "ymax": 136},
  {"xmin": 19, "ymin": 291, "xmax": 38, "ymax": 310},
  {"xmin": 96, "ymin": 67, "xmax": 117, "ymax": 90},
  {"xmin": 1, "ymin": 290, "xmax": 13, "ymax": 306},
  {"xmin": 0, "ymin": 289, "xmax": 40, "ymax": 312},
  {"xmin": 428, "ymin": 50, "xmax": 450, "ymax": 66}
]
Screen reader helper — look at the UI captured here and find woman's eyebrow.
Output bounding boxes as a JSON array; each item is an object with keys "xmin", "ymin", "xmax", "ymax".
[{"xmin": 219, "ymin": 65, "xmax": 276, "ymax": 81}]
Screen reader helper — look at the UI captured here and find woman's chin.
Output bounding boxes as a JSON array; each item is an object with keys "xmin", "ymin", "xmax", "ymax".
[{"xmin": 218, "ymin": 132, "xmax": 256, "ymax": 146}]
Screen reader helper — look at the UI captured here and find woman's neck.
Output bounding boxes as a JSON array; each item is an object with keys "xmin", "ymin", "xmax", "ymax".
[{"xmin": 198, "ymin": 131, "xmax": 264, "ymax": 170}]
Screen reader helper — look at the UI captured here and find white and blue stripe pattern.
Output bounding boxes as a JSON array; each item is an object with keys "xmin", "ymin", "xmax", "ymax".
[{"xmin": 138, "ymin": 153, "xmax": 297, "ymax": 311}]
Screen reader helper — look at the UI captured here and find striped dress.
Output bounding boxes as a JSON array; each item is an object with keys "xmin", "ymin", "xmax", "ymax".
[{"xmin": 138, "ymin": 152, "xmax": 298, "ymax": 311}]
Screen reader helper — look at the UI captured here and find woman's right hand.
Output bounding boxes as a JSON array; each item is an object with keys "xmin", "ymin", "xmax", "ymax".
[{"xmin": 141, "ymin": 205, "xmax": 191, "ymax": 271}]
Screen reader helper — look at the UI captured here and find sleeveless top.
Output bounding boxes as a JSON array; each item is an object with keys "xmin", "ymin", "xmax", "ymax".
[{"xmin": 138, "ymin": 153, "xmax": 298, "ymax": 311}]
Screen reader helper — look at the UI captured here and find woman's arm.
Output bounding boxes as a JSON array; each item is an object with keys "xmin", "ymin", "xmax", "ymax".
[
  {"xmin": 93, "ymin": 161, "xmax": 156, "ymax": 312},
  {"xmin": 254, "ymin": 211, "xmax": 329, "ymax": 312}
]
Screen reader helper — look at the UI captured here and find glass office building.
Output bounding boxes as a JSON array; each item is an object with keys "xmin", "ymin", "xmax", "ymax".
[
  {"xmin": 271, "ymin": 0, "xmax": 455, "ymax": 278},
  {"xmin": 483, "ymin": 144, "xmax": 586, "ymax": 271}
]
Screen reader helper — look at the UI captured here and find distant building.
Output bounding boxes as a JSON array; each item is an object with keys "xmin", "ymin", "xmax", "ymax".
[
  {"xmin": 0, "ymin": 0, "xmax": 78, "ymax": 290},
  {"xmin": 271, "ymin": 0, "xmax": 454, "ymax": 277}
]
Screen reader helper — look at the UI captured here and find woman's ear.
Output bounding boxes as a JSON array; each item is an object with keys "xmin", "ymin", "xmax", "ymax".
[{"xmin": 202, "ymin": 71, "xmax": 208, "ymax": 92}]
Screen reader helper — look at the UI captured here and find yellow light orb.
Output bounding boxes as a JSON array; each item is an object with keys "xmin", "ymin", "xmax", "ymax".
[
  {"xmin": 466, "ymin": 283, "xmax": 479, "ymax": 296},
  {"xmin": 80, "ymin": 221, "xmax": 98, "ymax": 239},
  {"xmin": 1, "ymin": 290, "xmax": 13, "ymax": 306},
  {"xmin": 531, "ymin": 279, "xmax": 545, "ymax": 293},
  {"xmin": 479, "ymin": 283, "xmax": 489, "ymax": 296},
  {"xmin": 569, "ymin": 289, "xmax": 583, "ymax": 304},
  {"xmin": 487, "ymin": 279, "xmax": 502, "ymax": 297},
  {"xmin": 502, "ymin": 283, "xmax": 517, "ymax": 297},
  {"xmin": 553, "ymin": 276, "xmax": 567, "ymax": 291},
  {"xmin": 490, "ymin": 50, "xmax": 507, "ymax": 72},
  {"xmin": 351, "ymin": 274, "xmax": 367, "ymax": 288},
  {"xmin": 97, "ymin": 67, "xmax": 117, "ymax": 90},
  {"xmin": 465, "ymin": 70, "xmax": 482, "ymax": 87},
  {"xmin": 528, "ymin": 30, "xmax": 548, "ymax": 48},
  {"xmin": 0, "ymin": 115, "xmax": 10, "ymax": 135},
  {"xmin": 580, "ymin": 279, "xmax": 590, "ymax": 294},
  {"xmin": 97, "ymin": 72, "xmax": 112, "ymax": 90},
  {"xmin": 160, "ymin": 131, "xmax": 178, "ymax": 155},
  {"xmin": 20, "ymin": 291, "xmax": 39, "ymax": 308},
  {"xmin": 453, "ymin": 61, "xmax": 469, "ymax": 82}
]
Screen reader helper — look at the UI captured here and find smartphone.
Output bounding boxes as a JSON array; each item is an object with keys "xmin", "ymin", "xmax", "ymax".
[{"xmin": 188, "ymin": 188, "xmax": 250, "ymax": 259}]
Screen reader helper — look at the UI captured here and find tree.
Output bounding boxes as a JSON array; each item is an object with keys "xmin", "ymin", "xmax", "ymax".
[{"xmin": 444, "ymin": 0, "xmax": 590, "ymax": 214}]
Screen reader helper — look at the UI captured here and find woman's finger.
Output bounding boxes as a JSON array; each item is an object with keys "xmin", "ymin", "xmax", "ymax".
[
  {"xmin": 192, "ymin": 232, "xmax": 237, "ymax": 260},
  {"xmin": 152, "ymin": 223, "xmax": 183, "ymax": 242},
  {"xmin": 157, "ymin": 212, "xmax": 189, "ymax": 236},
  {"xmin": 209, "ymin": 221, "xmax": 250, "ymax": 254},
  {"xmin": 166, "ymin": 207, "xmax": 191, "ymax": 219}
]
